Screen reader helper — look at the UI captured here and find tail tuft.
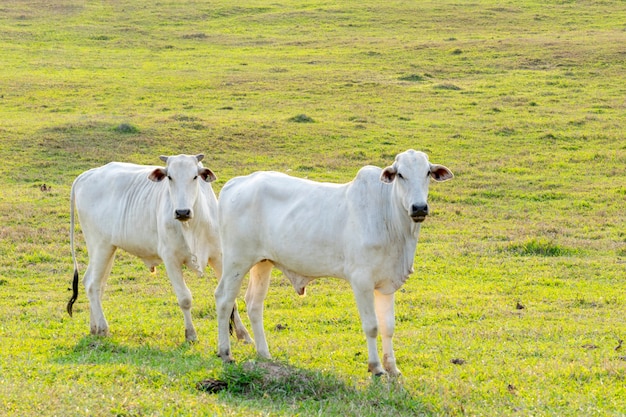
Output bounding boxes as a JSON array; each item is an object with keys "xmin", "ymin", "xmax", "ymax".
[{"xmin": 67, "ymin": 269, "xmax": 79, "ymax": 316}]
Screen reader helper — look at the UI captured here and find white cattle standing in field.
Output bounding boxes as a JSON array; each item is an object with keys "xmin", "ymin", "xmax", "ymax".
[
  {"xmin": 67, "ymin": 154, "xmax": 251, "ymax": 343},
  {"xmin": 215, "ymin": 149, "xmax": 453, "ymax": 376}
]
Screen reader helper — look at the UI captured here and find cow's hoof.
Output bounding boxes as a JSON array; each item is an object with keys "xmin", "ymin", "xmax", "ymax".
[
  {"xmin": 217, "ymin": 351, "xmax": 235, "ymax": 363},
  {"xmin": 185, "ymin": 329, "xmax": 198, "ymax": 343},
  {"xmin": 90, "ymin": 327, "xmax": 110, "ymax": 337},
  {"xmin": 368, "ymin": 362, "xmax": 385, "ymax": 376},
  {"xmin": 382, "ymin": 355, "xmax": 401, "ymax": 377}
]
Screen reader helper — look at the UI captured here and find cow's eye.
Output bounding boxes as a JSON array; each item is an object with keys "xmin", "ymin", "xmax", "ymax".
[
  {"xmin": 167, "ymin": 175, "xmax": 172, "ymax": 181},
  {"xmin": 193, "ymin": 175, "xmax": 198, "ymax": 180},
  {"xmin": 397, "ymin": 173, "xmax": 404, "ymax": 180}
]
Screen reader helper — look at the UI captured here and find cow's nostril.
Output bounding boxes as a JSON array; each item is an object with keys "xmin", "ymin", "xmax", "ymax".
[
  {"xmin": 410, "ymin": 204, "xmax": 429, "ymax": 217},
  {"xmin": 175, "ymin": 209, "xmax": 191, "ymax": 219}
]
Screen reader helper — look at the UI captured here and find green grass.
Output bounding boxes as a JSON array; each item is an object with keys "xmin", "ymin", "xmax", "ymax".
[{"xmin": 1, "ymin": 0, "xmax": 626, "ymax": 415}]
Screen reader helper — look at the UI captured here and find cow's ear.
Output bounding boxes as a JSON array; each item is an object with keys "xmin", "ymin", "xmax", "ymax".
[
  {"xmin": 195, "ymin": 154, "xmax": 205, "ymax": 162},
  {"xmin": 430, "ymin": 164, "xmax": 454, "ymax": 182},
  {"xmin": 148, "ymin": 167, "xmax": 168, "ymax": 182},
  {"xmin": 381, "ymin": 165, "xmax": 397, "ymax": 183},
  {"xmin": 159, "ymin": 155, "xmax": 169, "ymax": 163},
  {"xmin": 199, "ymin": 167, "xmax": 216, "ymax": 183}
]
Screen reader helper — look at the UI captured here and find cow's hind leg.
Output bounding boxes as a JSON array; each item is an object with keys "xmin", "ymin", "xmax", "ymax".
[
  {"xmin": 374, "ymin": 290, "xmax": 401, "ymax": 377},
  {"xmin": 245, "ymin": 261, "xmax": 273, "ymax": 359},
  {"xmin": 351, "ymin": 280, "xmax": 385, "ymax": 376},
  {"xmin": 163, "ymin": 259, "xmax": 197, "ymax": 342},
  {"xmin": 231, "ymin": 301, "xmax": 253, "ymax": 343},
  {"xmin": 84, "ymin": 245, "xmax": 116, "ymax": 336}
]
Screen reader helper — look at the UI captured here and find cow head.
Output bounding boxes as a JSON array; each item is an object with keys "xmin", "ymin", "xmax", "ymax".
[
  {"xmin": 380, "ymin": 150, "xmax": 453, "ymax": 223},
  {"xmin": 148, "ymin": 154, "xmax": 216, "ymax": 221}
]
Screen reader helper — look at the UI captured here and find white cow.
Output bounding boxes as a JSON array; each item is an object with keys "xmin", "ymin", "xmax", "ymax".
[
  {"xmin": 67, "ymin": 154, "xmax": 252, "ymax": 343},
  {"xmin": 214, "ymin": 149, "xmax": 453, "ymax": 376}
]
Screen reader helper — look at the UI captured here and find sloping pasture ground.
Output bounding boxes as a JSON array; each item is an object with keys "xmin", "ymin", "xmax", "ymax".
[{"xmin": 0, "ymin": 0, "xmax": 625, "ymax": 415}]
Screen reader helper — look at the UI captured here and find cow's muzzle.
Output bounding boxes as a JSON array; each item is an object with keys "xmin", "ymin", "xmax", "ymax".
[
  {"xmin": 175, "ymin": 209, "xmax": 192, "ymax": 221},
  {"xmin": 410, "ymin": 204, "xmax": 429, "ymax": 223}
]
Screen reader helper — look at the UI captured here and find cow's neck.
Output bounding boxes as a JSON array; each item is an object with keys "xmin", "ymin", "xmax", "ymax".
[
  {"xmin": 180, "ymin": 188, "xmax": 212, "ymax": 275},
  {"xmin": 386, "ymin": 197, "xmax": 420, "ymax": 287}
]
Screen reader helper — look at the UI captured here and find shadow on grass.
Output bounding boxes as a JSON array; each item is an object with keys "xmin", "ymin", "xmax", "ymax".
[
  {"xmin": 208, "ymin": 360, "xmax": 431, "ymax": 417},
  {"xmin": 52, "ymin": 336, "xmax": 210, "ymax": 375},
  {"xmin": 54, "ymin": 337, "xmax": 431, "ymax": 416}
]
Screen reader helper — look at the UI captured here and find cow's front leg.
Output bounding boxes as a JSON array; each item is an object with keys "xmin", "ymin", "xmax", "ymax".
[
  {"xmin": 209, "ymin": 256, "xmax": 253, "ymax": 344},
  {"xmin": 245, "ymin": 261, "xmax": 273, "ymax": 359},
  {"xmin": 374, "ymin": 290, "xmax": 401, "ymax": 377},
  {"xmin": 215, "ymin": 264, "xmax": 247, "ymax": 362},
  {"xmin": 163, "ymin": 259, "xmax": 197, "ymax": 342},
  {"xmin": 351, "ymin": 282, "xmax": 385, "ymax": 376}
]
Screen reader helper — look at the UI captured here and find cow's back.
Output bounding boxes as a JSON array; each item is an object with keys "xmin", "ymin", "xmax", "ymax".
[{"xmin": 219, "ymin": 168, "xmax": 393, "ymax": 280}]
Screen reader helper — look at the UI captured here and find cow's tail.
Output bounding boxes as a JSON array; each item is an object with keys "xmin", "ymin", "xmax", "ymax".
[{"xmin": 67, "ymin": 181, "xmax": 79, "ymax": 317}]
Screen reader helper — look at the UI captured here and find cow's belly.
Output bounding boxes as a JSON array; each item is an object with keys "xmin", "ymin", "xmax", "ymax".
[
  {"xmin": 271, "ymin": 256, "xmax": 345, "ymax": 280},
  {"xmin": 264, "ymin": 235, "xmax": 347, "ymax": 278},
  {"xmin": 114, "ymin": 238, "xmax": 160, "ymax": 261}
]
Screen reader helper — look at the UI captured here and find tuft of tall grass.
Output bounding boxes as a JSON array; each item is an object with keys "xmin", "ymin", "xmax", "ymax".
[
  {"xmin": 288, "ymin": 114, "xmax": 315, "ymax": 123},
  {"xmin": 398, "ymin": 74, "xmax": 425, "ymax": 82},
  {"xmin": 505, "ymin": 237, "xmax": 575, "ymax": 257},
  {"xmin": 221, "ymin": 360, "xmax": 343, "ymax": 399},
  {"xmin": 114, "ymin": 123, "xmax": 140, "ymax": 134}
]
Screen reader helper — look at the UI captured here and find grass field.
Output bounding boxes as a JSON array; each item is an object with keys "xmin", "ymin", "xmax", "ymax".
[{"xmin": 1, "ymin": 0, "xmax": 625, "ymax": 415}]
